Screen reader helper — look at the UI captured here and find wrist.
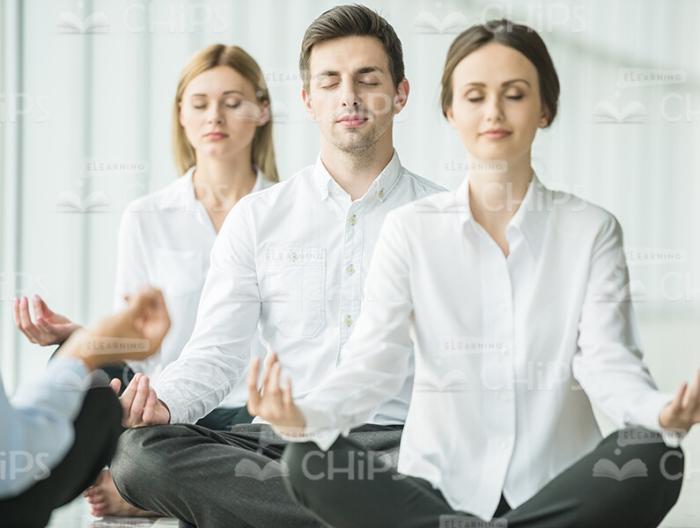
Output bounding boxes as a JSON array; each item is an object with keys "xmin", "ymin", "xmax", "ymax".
[
  {"xmin": 158, "ymin": 399, "xmax": 172, "ymax": 423},
  {"xmin": 56, "ymin": 329, "xmax": 101, "ymax": 372}
]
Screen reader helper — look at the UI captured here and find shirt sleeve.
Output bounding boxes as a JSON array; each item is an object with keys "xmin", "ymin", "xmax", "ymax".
[
  {"xmin": 279, "ymin": 211, "xmax": 415, "ymax": 450},
  {"xmin": 113, "ymin": 205, "xmax": 153, "ymax": 373},
  {"xmin": 153, "ymin": 202, "xmax": 261, "ymax": 424},
  {"xmin": 572, "ymin": 214, "xmax": 681, "ymax": 445},
  {"xmin": 0, "ymin": 358, "xmax": 89, "ymax": 498}
]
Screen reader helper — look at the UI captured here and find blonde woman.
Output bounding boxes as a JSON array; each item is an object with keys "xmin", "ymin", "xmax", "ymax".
[{"xmin": 14, "ymin": 43, "xmax": 278, "ymax": 518}]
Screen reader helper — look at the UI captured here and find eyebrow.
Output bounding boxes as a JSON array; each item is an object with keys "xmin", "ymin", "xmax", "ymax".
[
  {"xmin": 315, "ymin": 66, "xmax": 385, "ymax": 79},
  {"xmin": 190, "ymin": 90, "xmax": 246, "ymax": 97},
  {"xmin": 462, "ymin": 79, "xmax": 531, "ymax": 88}
]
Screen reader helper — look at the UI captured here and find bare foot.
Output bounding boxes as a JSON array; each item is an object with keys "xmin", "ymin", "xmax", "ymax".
[{"xmin": 84, "ymin": 469, "xmax": 159, "ymax": 518}]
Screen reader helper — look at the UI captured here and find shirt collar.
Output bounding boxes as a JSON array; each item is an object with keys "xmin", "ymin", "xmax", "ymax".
[
  {"xmin": 157, "ymin": 166, "xmax": 197, "ymax": 210},
  {"xmin": 163, "ymin": 165, "xmax": 266, "ymax": 210},
  {"xmin": 312, "ymin": 150, "xmax": 402, "ymax": 203},
  {"xmin": 453, "ymin": 172, "xmax": 549, "ymax": 258}
]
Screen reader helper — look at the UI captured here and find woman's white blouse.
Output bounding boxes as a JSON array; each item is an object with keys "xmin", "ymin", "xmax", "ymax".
[
  {"xmin": 292, "ymin": 175, "xmax": 676, "ymax": 520},
  {"xmin": 113, "ymin": 167, "xmax": 273, "ymax": 406}
]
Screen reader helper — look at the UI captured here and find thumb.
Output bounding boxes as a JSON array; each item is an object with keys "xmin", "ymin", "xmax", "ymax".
[
  {"xmin": 110, "ymin": 378, "xmax": 122, "ymax": 395},
  {"xmin": 34, "ymin": 295, "xmax": 54, "ymax": 318}
]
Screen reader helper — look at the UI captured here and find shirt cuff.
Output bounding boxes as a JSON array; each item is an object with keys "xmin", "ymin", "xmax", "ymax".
[
  {"xmin": 626, "ymin": 391, "xmax": 687, "ymax": 447},
  {"xmin": 273, "ymin": 405, "xmax": 345, "ymax": 451},
  {"xmin": 152, "ymin": 383, "xmax": 182, "ymax": 424}
]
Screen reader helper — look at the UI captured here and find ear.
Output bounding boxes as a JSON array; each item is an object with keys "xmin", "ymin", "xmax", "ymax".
[
  {"xmin": 393, "ymin": 78, "xmax": 410, "ymax": 114},
  {"xmin": 178, "ymin": 101, "xmax": 185, "ymax": 128},
  {"xmin": 257, "ymin": 102, "xmax": 270, "ymax": 126},
  {"xmin": 539, "ymin": 105, "xmax": 550, "ymax": 128},
  {"xmin": 301, "ymin": 87, "xmax": 315, "ymax": 120},
  {"xmin": 445, "ymin": 106, "xmax": 457, "ymax": 129}
]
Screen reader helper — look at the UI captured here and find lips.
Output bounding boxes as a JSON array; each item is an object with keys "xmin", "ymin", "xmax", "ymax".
[
  {"xmin": 204, "ymin": 132, "xmax": 228, "ymax": 140},
  {"xmin": 337, "ymin": 114, "xmax": 368, "ymax": 128},
  {"xmin": 480, "ymin": 129, "xmax": 512, "ymax": 139}
]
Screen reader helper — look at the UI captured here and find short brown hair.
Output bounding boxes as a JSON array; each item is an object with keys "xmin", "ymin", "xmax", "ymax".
[
  {"xmin": 441, "ymin": 19, "xmax": 560, "ymax": 127},
  {"xmin": 299, "ymin": 4, "xmax": 404, "ymax": 90}
]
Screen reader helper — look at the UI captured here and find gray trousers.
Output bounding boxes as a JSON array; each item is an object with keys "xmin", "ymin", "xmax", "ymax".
[
  {"xmin": 110, "ymin": 422, "xmax": 403, "ymax": 528},
  {"xmin": 283, "ymin": 427, "xmax": 685, "ymax": 528}
]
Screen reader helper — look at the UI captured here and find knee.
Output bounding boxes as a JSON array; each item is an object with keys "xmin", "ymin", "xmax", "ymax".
[
  {"xmin": 616, "ymin": 427, "xmax": 685, "ymax": 497},
  {"xmin": 281, "ymin": 442, "xmax": 329, "ymax": 505},
  {"xmin": 110, "ymin": 426, "xmax": 169, "ymax": 494}
]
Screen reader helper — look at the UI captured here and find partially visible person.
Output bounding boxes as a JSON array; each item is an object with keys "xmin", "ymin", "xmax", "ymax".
[
  {"xmin": 13, "ymin": 43, "xmax": 278, "ymax": 518},
  {"xmin": 0, "ymin": 287, "xmax": 170, "ymax": 528}
]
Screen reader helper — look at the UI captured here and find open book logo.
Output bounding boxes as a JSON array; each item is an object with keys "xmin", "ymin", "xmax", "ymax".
[
  {"xmin": 592, "ymin": 458, "xmax": 648, "ymax": 481},
  {"xmin": 414, "ymin": 11, "xmax": 469, "ymax": 34},
  {"xmin": 234, "ymin": 459, "xmax": 288, "ymax": 481},
  {"xmin": 56, "ymin": 190, "xmax": 110, "ymax": 213},
  {"xmin": 593, "ymin": 100, "xmax": 647, "ymax": 123},
  {"xmin": 57, "ymin": 10, "xmax": 109, "ymax": 34}
]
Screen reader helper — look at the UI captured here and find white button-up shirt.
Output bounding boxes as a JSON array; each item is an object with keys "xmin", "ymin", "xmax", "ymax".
[
  {"xmin": 113, "ymin": 167, "xmax": 273, "ymax": 406},
  {"xmin": 154, "ymin": 151, "xmax": 445, "ymax": 424},
  {"xmin": 293, "ymin": 175, "xmax": 675, "ymax": 520}
]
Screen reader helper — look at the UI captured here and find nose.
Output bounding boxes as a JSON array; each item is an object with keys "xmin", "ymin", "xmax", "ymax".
[
  {"xmin": 484, "ymin": 94, "xmax": 504, "ymax": 124},
  {"xmin": 206, "ymin": 102, "xmax": 225, "ymax": 124},
  {"xmin": 340, "ymin": 80, "xmax": 361, "ymax": 109}
]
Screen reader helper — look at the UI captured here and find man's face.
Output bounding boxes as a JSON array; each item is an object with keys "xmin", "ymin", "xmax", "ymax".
[{"xmin": 302, "ymin": 35, "xmax": 408, "ymax": 155}]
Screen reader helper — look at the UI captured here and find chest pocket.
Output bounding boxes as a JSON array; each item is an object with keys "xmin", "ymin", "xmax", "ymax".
[
  {"xmin": 153, "ymin": 248, "xmax": 203, "ymax": 297},
  {"xmin": 260, "ymin": 247, "xmax": 326, "ymax": 338}
]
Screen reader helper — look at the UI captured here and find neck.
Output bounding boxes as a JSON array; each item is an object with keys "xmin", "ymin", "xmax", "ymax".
[
  {"xmin": 193, "ymin": 150, "xmax": 256, "ymax": 206},
  {"xmin": 467, "ymin": 152, "xmax": 533, "ymax": 229},
  {"xmin": 319, "ymin": 130, "xmax": 394, "ymax": 201}
]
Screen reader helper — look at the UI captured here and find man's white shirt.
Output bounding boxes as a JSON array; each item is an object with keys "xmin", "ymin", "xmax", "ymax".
[
  {"xmin": 154, "ymin": 151, "xmax": 445, "ymax": 424},
  {"xmin": 291, "ymin": 175, "xmax": 676, "ymax": 520}
]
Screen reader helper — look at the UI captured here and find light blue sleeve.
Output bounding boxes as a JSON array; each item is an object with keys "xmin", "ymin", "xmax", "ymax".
[{"xmin": 0, "ymin": 357, "xmax": 90, "ymax": 498}]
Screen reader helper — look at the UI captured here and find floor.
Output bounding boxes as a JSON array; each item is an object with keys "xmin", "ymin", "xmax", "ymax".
[
  {"xmin": 47, "ymin": 500, "xmax": 178, "ymax": 528},
  {"xmin": 47, "ymin": 488, "xmax": 700, "ymax": 528}
]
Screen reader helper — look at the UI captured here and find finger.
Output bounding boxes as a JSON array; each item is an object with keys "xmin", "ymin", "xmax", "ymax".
[
  {"xmin": 268, "ymin": 362, "xmax": 283, "ymax": 400},
  {"xmin": 142, "ymin": 388, "xmax": 158, "ymax": 424},
  {"xmin": 110, "ymin": 378, "xmax": 122, "ymax": 395},
  {"xmin": 128, "ymin": 376, "xmax": 150, "ymax": 425},
  {"xmin": 247, "ymin": 357, "xmax": 262, "ymax": 415},
  {"xmin": 282, "ymin": 375, "xmax": 294, "ymax": 409},
  {"xmin": 683, "ymin": 370, "xmax": 700, "ymax": 409},
  {"xmin": 669, "ymin": 382, "xmax": 688, "ymax": 415},
  {"xmin": 260, "ymin": 351, "xmax": 278, "ymax": 392},
  {"xmin": 13, "ymin": 298, "xmax": 21, "ymax": 327},
  {"xmin": 18, "ymin": 297, "xmax": 39, "ymax": 340},
  {"xmin": 33, "ymin": 295, "xmax": 49, "ymax": 319},
  {"xmin": 119, "ymin": 373, "xmax": 141, "ymax": 417}
]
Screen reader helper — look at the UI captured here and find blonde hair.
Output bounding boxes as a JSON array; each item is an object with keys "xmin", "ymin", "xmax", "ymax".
[{"xmin": 172, "ymin": 44, "xmax": 279, "ymax": 181}]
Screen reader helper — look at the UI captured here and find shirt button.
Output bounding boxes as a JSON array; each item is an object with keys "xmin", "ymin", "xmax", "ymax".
[
  {"xmin": 346, "ymin": 264, "xmax": 355, "ymax": 275},
  {"xmin": 344, "ymin": 315, "xmax": 353, "ymax": 327},
  {"xmin": 349, "ymin": 214, "xmax": 357, "ymax": 226},
  {"xmin": 378, "ymin": 188, "xmax": 385, "ymax": 199}
]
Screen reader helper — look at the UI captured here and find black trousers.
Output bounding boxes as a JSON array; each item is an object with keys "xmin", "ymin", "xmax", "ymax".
[
  {"xmin": 0, "ymin": 385, "xmax": 122, "ymax": 527},
  {"xmin": 283, "ymin": 427, "xmax": 685, "ymax": 528}
]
